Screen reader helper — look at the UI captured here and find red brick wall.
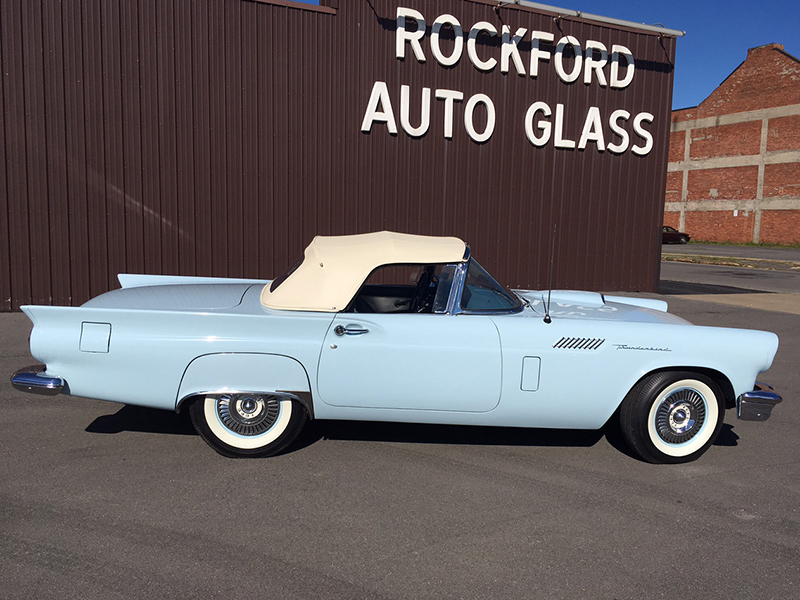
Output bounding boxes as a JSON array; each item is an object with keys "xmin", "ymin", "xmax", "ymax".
[
  {"xmin": 689, "ymin": 121, "xmax": 761, "ymax": 159},
  {"xmin": 686, "ymin": 166, "xmax": 759, "ymax": 201},
  {"xmin": 767, "ymin": 114, "xmax": 800, "ymax": 152},
  {"xmin": 684, "ymin": 211, "xmax": 756, "ymax": 243},
  {"xmin": 668, "ymin": 132, "xmax": 685, "ymax": 162},
  {"xmin": 663, "ymin": 213, "xmax": 680, "ymax": 229},
  {"xmin": 664, "ymin": 44, "xmax": 799, "ymax": 245},
  {"xmin": 764, "ymin": 162, "xmax": 800, "ymax": 197},
  {"xmin": 695, "ymin": 45, "xmax": 800, "ymax": 117},
  {"xmin": 665, "ymin": 171, "xmax": 682, "ymax": 202},
  {"xmin": 672, "ymin": 108, "xmax": 696, "ymax": 122},
  {"xmin": 760, "ymin": 210, "xmax": 800, "ymax": 244}
]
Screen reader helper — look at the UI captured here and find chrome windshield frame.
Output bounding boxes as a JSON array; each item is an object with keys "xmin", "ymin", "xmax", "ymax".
[
  {"xmin": 446, "ymin": 257, "xmax": 524, "ymax": 316},
  {"xmin": 444, "ymin": 261, "xmax": 470, "ymax": 315}
]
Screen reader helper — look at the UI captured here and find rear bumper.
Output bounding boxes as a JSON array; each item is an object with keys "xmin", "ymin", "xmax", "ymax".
[
  {"xmin": 11, "ymin": 364, "xmax": 65, "ymax": 396},
  {"xmin": 737, "ymin": 381, "xmax": 782, "ymax": 421}
]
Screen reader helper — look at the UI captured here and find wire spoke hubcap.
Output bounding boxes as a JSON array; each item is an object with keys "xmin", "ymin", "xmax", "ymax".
[
  {"xmin": 655, "ymin": 387, "xmax": 707, "ymax": 444},
  {"xmin": 216, "ymin": 393, "xmax": 281, "ymax": 436}
]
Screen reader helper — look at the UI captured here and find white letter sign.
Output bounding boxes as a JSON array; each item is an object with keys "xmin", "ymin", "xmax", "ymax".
[
  {"xmin": 430, "ymin": 14, "xmax": 463, "ymax": 66},
  {"xmin": 464, "ymin": 94, "xmax": 496, "ymax": 143},
  {"xmin": 361, "ymin": 81, "xmax": 398, "ymax": 134},
  {"xmin": 396, "ymin": 7, "xmax": 426, "ymax": 62}
]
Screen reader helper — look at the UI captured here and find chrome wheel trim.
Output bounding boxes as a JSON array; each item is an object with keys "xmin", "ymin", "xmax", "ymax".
[
  {"xmin": 204, "ymin": 394, "xmax": 293, "ymax": 450},
  {"xmin": 654, "ymin": 387, "xmax": 706, "ymax": 443},
  {"xmin": 217, "ymin": 393, "xmax": 280, "ymax": 436},
  {"xmin": 647, "ymin": 380, "xmax": 719, "ymax": 457}
]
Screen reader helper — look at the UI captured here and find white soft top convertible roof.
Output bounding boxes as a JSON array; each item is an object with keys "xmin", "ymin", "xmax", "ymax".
[{"xmin": 261, "ymin": 231, "xmax": 467, "ymax": 312}]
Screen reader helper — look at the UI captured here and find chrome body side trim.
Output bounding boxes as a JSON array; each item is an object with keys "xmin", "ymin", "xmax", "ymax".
[
  {"xmin": 11, "ymin": 364, "xmax": 65, "ymax": 396},
  {"xmin": 553, "ymin": 337, "xmax": 606, "ymax": 350},
  {"xmin": 736, "ymin": 381, "xmax": 783, "ymax": 421}
]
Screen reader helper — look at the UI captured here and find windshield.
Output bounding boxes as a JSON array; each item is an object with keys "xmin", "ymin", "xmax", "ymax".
[{"xmin": 459, "ymin": 259, "xmax": 523, "ymax": 313}]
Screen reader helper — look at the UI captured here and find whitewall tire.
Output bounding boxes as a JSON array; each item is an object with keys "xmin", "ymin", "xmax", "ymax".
[
  {"xmin": 620, "ymin": 372, "xmax": 725, "ymax": 464},
  {"xmin": 189, "ymin": 393, "xmax": 307, "ymax": 458}
]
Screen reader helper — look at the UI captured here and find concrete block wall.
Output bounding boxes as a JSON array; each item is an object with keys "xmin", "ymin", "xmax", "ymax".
[{"xmin": 665, "ymin": 44, "xmax": 800, "ymax": 244}]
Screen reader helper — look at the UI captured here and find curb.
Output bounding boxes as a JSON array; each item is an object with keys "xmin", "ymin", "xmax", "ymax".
[{"xmin": 662, "ymin": 253, "xmax": 800, "ymax": 272}]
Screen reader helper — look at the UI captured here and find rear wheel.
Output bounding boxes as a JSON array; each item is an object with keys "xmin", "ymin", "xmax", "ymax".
[
  {"xmin": 189, "ymin": 393, "xmax": 307, "ymax": 458},
  {"xmin": 620, "ymin": 372, "xmax": 724, "ymax": 464}
]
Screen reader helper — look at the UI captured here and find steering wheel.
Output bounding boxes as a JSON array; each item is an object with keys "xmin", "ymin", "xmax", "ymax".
[
  {"xmin": 410, "ymin": 269, "xmax": 432, "ymax": 312},
  {"xmin": 417, "ymin": 275, "xmax": 440, "ymax": 312}
]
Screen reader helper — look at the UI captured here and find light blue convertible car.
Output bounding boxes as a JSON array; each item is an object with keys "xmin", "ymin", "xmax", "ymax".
[{"xmin": 12, "ymin": 232, "xmax": 782, "ymax": 463}]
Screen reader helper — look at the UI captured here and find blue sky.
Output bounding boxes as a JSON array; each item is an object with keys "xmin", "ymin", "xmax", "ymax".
[
  {"xmin": 572, "ymin": 1, "xmax": 800, "ymax": 109},
  {"xmin": 299, "ymin": 1, "xmax": 798, "ymax": 109}
]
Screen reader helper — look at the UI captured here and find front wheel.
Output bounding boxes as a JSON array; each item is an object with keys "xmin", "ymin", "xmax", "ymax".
[
  {"xmin": 189, "ymin": 393, "xmax": 307, "ymax": 458},
  {"xmin": 619, "ymin": 372, "xmax": 724, "ymax": 464}
]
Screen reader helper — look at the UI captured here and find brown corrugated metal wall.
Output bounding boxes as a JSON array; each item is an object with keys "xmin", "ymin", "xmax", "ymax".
[{"xmin": 0, "ymin": 0, "xmax": 676, "ymax": 309}]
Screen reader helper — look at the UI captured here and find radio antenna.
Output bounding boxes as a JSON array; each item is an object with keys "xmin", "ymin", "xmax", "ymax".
[{"xmin": 543, "ymin": 224, "xmax": 556, "ymax": 324}]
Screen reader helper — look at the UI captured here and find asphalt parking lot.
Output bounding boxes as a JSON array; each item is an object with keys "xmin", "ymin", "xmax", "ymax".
[{"xmin": 1, "ymin": 260, "xmax": 798, "ymax": 600}]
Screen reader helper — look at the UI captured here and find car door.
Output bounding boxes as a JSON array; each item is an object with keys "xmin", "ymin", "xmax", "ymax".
[{"xmin": 316, "ymin": 313, "xmax": 502, "ymax": 412}]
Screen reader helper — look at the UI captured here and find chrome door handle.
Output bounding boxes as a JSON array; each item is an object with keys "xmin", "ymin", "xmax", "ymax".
[{"xmin": 334, "ymin": 324, "xmax": 369, "ymax": 336}]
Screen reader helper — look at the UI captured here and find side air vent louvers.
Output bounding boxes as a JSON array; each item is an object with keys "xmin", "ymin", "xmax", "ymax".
[{"xmin": 553, "ymin": 337, "xmax": 605, "ymax": 350}]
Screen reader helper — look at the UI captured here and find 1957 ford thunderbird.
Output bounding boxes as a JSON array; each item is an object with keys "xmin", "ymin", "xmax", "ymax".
[{"xmin": 12, "ymin": 231, "xmax": 782, "ymax": 463}]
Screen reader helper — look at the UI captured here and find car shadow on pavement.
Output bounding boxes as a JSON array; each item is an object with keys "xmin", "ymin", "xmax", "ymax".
[
  {"xmin": 601, "ymin": 419, "xmax": 739, "ymax": 462},
  {"xmin": 302, "ymin": 420, "xmax": 606, "ymax": 448},
  {"xmin": 85, "ymin": 405, "xmax": 741, "ymax": 458},
  {"xmin": 86, "ymin": 405, "xmax": 196, "ymax": 436},
  {"xmin": 712, "ymin": 423, "xmax": 740, "ymax": 447},
  {"xmin": 660, "ymin": 280, "xmax": 766, "ymax": 295},
  {"xmin": 85, "ymin": 405, "xmax": 607, "ymax": 449}
]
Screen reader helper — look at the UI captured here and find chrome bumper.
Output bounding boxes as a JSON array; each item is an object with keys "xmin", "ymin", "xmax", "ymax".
[
  {"xmin": 11, "ymin": 364, "xmax": 65, "ymax": 396},
  {"xmin": 737, "ymin": 381, "xmax": 782, "ymax": 421}
]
